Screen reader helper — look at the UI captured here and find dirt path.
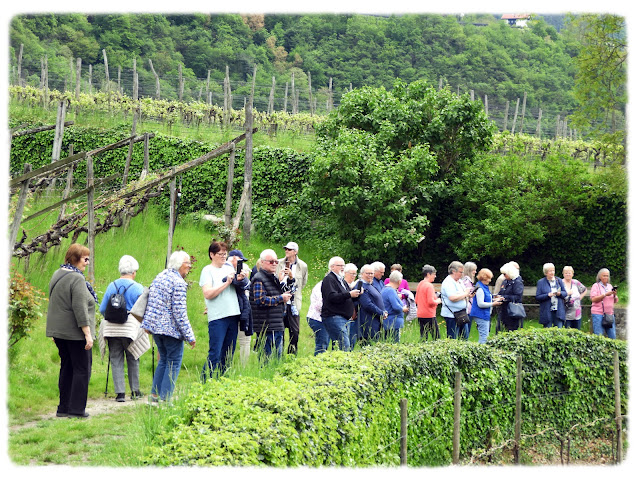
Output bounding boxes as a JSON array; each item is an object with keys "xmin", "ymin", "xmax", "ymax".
[{"xmin": 9, "ymin": 396, "xmax": 147, "ymax": 432}]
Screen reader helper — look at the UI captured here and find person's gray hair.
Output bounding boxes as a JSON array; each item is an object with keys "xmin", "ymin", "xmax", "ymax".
[
  {"xmin": 360, "ymin": 264, "xmax": 371, "ymax": 274},
  {"xmin": 463, "ymin": 261, "xmax": 477, "ymax": 278},
  {"xmin": 422, "ymin": 264, "xmax": 436, "ymax": 276},
  {"xmin": 371, "ymin": 261, "xmax": 385, "ymax": 272},
  {"xmin": 344, "ymin": 263, "xmax": 358, "ymax": 274},
  {"xmin": 167, "ymin": 251, "xmax": 190, "ymax": 271},
  {"xmin": 448, "ymin": 261, "xmax": 463, "ymax": 274},
  {"xmin": 118, "ymin": 255, "xmax": 139, "ymax": 275},
  {"xmin": 388, "ymin": 270, "xmax": 403, "ymax": 284},
  {"xmin": 328, "ymin": 256, "xmax": 344, "ymax": 269},
  {"xmin": 596, "ymin": 268, "xmax": 610, "ymax": 283},
  {"xmin": 260, "ymin": 249, "xmax": 278, "ymax": 262},
  {"xmin": 542, "ymin": 263, "xmax": 555, "ymax": 275}
]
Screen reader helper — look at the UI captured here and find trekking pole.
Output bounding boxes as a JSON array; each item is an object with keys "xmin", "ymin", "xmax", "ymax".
[{"xmin": 104, "ymin": 355, "xmax": 110, "ymax": 397}]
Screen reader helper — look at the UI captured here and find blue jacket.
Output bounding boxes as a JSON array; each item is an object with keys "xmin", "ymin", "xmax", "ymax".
[
  {"xmin": 382, "ymin": 285, "xmax": 405, "ymax": 330},
  {"xmin": 231, "ymin": 275, "xmax": 252, "ymax": 336},
  {"xmin": 535, "ymin": 276, "xmax": 567, "ymax": 324},
  {"xmin": 359, "ymin": 282, "xmax": 385, "ymax": 334},
  {"xmin": 469, "ymin": 281, "xmax": 492, "ymax": 321}
]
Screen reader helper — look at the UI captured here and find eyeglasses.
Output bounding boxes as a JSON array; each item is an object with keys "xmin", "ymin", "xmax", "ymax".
[
  {"xmin": 333, "ymin": 264, "xmax": 345, "ymax": 268},
  {"xmin": 265, "ymin": 259, "xmax": 279, "ymax": 264},
  {"xmin": 182, "ymin": 261, "xmax": 192, "ymax": 268},
  {"xmin": 216, "ymin": 252, "xmax": 227, "ymax": 257},
  {"xmin": 363, "ymin": 272, "xmax": 374, "ymax": 275}
]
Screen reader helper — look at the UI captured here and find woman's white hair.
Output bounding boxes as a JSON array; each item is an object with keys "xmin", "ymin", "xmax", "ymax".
[
  {"xmin": 344, "ymin": 263, "xmax": 358, "ymax": 274},
  {"xmin": 542, "ymin": 263, "xmax": 555, "ymax": 275},
  {"xmin": 500, "ymin": 262, "xmax": 519, "ymax": 280},
  {"xmin": 167, "ymin": 250, "xmax": 190, "ymax": 270},
  {"xmin": 596, "ymin": 268, "xmax": 610, "ymax": 283},
  {"xmin": 118, "ymin": 255, "xmax": 139, "ymax": 275},
  {"xmin": 389, "ymin": 270, "xmax": 403, "ymax": 283},
  {"xmin": 260, "ymin": 249, "xmax": 278, "ymax": 262},
  {"xmin": 448, "ymin": 261, "xmax": 463, "ymax": 274}
]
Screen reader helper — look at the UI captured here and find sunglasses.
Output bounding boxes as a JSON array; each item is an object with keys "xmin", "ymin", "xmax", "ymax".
[{"xmin": 265, "ymin": 259, "xmax": 279, "ymax": 264}]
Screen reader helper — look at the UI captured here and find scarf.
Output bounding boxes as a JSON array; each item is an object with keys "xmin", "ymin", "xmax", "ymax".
[{"xmin": 61, "ymin": 263, "xmax": 99, "ymax": 302}]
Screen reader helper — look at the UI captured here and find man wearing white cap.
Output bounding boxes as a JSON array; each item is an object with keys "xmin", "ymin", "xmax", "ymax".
[{"xmin": 276, "ymin": 241, "xmax": 308, "ymax": 354}]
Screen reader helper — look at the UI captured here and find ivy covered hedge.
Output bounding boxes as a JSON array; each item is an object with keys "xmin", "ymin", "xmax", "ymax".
[{"xmin": 141, "ymin": 329, "xmax": 626, "ymax": 466}]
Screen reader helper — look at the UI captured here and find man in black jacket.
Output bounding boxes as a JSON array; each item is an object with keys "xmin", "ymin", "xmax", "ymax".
[
  {"xmin": 321, "ymin": 256, "xmax": 361, "ymax": 351},
  {"xmin": 250, "ymin": 249, "xmax": 293, "ymax": 360}
]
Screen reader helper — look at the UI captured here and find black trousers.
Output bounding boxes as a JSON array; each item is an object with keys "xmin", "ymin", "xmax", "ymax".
[
  {"xmin": 283, "ymin": 304, "xmax": 300, "ymax": 355},
  {"xmin": 54, "ymin": 337, "xmax": 92, "ymax": 415},
  {"xmin": 418, "ymin": 317, "xmax": 441, "ymax": 340}
]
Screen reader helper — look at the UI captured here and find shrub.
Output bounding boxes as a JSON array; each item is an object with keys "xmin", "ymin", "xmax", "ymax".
[
  {"xmin": 8, "ymin": 270, "xmax": 44, "ymax": 348},
  {"xmin": 141, "ymin": 330, "xmax": 625, "ymax": 466}
]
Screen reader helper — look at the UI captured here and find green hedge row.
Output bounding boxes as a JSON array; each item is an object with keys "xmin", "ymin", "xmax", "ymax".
[
  {"xmin": 141, "ymin": 329, "xmax": 627, "ymax": 466},
  {"xmin": 9, "ymin": 124, "xmax": 311, "ymax": 225}
]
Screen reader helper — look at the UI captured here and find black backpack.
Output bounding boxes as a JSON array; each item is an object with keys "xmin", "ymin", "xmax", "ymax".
[{"xmin": 104, "ymin": 281, "xmax": 133, "ymax": 324}]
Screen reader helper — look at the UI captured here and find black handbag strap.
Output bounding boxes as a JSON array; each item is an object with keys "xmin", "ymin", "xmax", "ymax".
[{"xmin": 49, "ymin": 271, "xmax": 73, "ymax": 297}]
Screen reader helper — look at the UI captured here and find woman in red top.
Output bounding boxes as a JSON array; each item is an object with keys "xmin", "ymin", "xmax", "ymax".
[
  {"xmin": 416, "ymin": 264, "xmax": 442, "ymax": 340},
  {"xmin": 590, "ymin": 268, "xmax": 618, "ymax": 339}
]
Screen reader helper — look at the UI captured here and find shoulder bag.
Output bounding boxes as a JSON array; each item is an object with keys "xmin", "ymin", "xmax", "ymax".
[
  {"xmin": 442, "ymin": 296, "xmax": 470, "ymax": 327},
  {"xmin": 599, "ymin": 284, "xmax": 615, "ymax": 328}
]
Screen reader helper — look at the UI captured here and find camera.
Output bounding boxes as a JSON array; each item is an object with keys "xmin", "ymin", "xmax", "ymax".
[
  {"xmin": 470, "ymin": 286, "xmax": 479, "ymax": 295},
  {"xmin": 612, "ymin": 285, "xmax": 618, "ymax": 291},
  {"xmin": 236, "ymin": 259, "xmax": 244, "ymax": 275},
  {"xmin": 356, "ymin": 279, "xmax": 363, "ymax": 292},
  {"xmin": 436, "ymin": 291, "xmax": 442, "ymax": 298}
]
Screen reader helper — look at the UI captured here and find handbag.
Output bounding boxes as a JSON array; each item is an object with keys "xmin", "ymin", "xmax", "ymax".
[
  {"xmin": 507, "ymin": 302, "xmax": 526, "ymax": 320},
  {"xmin": 442, "ymin": 295, "xmax": 470, "ymax": 327},
  {"xmin": 598, "ymin": 284, "xmax": 615, "ymax": 328},
  {"xmin": 129, "ymin": 287, "xmax": 149, "ymax": 322}
]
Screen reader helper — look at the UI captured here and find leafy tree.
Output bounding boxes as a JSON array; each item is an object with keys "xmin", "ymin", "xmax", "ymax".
[{"xmin": 569, "ymin": 14, "xmax": 626, "ymax": 148}]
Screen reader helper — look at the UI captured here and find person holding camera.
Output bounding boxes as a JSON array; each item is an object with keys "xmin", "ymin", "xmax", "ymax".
[
  {"xmin": 251, "ymin": 249, "xmax": 294, "ymax": 360},
  {"xmin": 535, "ymin": 263, "xmax": 568, "ymax": 328},
  {"xmin": 561, "ymin": 265, "xmax": 588, "ymax": 330},
  {"xmin": 321, "ymin": 257, "xmax": 361, "ymax": 351},
  {"xmin": 415, "ymin": 264, "xmax": 441, "ymax": 341},
  {"xmin": 590, "ymin": 268, "xmax": 618, "ymax": 339},
  {"xmin": 470, "ymin": 268, "xmax": 504, "ymax": 344},
  {"xmin": 200, "ymin": 241, "xmax": 248, "ymax": 380},
  {"xmin": 440, "ymin": 261, "xmax": 473, "ymax": 340},
  {"xmin": 275, "ymin": 242, "xmax": 308, "ymax": 355}
]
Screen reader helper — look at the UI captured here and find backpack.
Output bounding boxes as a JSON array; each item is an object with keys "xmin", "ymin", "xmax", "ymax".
[{"xmin": 104, "ymin": 281, "xmax": 133, "ymax": 324}]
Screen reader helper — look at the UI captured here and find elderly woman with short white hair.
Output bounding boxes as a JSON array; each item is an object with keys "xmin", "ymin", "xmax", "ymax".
[
  {"xmin": 535, "ymin": 262, "xmax": 567, "ymax": 328},
  {"xmin": 381, "ymin": 270, "xmax": 408, "ymax": 342},
  {"xmin": 589, "ymin": 268, "xmax": 618, "ymax": 339},
  {"xmin": 99, "ymin": 255, "xmax": 146, "ymax": 402},
  {"xmin": 562, "ymin": 265, "xmax": 588, "ymax": 330},
  {"xmin": 141, "ymin": 251, "xmax": 196, "ymax": 402},
  {"xmin": 498, "ymin": 262, "xmax": 525, "ymax": 331}
]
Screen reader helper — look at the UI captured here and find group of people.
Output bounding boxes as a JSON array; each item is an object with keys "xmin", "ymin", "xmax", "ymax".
[{"xmin": 45, "ymin": 240, "xmax": 620, "ymax": 417}]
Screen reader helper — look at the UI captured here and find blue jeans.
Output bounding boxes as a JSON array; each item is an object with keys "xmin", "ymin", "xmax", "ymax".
[
  {"xmin": 347, "ymin": 316, "xmax": 359, "ymax": 351},
  {"xmin": 260, "ymin": 330, "xmax": 284, "ymax": 360},
  {"xmin": 307, "ymin": 318, "xmax": 329, "ymax": 355},
  {"xmin": 322, "ymin": 315, "xmax": 351, "ymax": 351},
  {"xmin": 445, "ymin": 316, "xmax": 470, "ymax": 340},
  {"xmin": 472, "ymin": 317, "xmax": 491, "ymax": 344},
  {"xmin": 592, "ymin": 314, "xmax": 616, "ymax": 339},
  {"xmin": 566, "ymin": 318, "xmax": 582, "ymax": 330},
  {"xmin": 151, "ymin": 334, "xmax": 184, "ymax": 400},
  {"xmin": 202, "ymin": 315, "xmax": 239, "ymax": 380},
  {"xmin": 542, "ymin": 310, "xmax": 565, "ymax": 328}
]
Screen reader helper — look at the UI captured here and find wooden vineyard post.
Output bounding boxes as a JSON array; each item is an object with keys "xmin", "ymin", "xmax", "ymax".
[
  {"xmin": 224, "ymin": 144, "xmax": 236, "ymax": 227},
  {"xmin": 86, "ymin": 154, "xmax": 95, "ymax": 283},
  {"xmin": 75, "ymin": 58, "xmax": 81, "ymax": 116},
  {"xmin": 148, "ymin": 59, "xmax": 160, "ymax": 99},
  {"xmin": 167, "ymin": 171, "xmax": 177, "ymax": 266},
  {"xmin": 453, "ymin": 371, "xmax": 461, "ymax": 465},
  {"xmin": 58, "ymin": 144, "xmax": 75, "ymax": 222},
  {"xmin": 9, "ymin": 163, "xmax": 32, "ymax": 255},
  {"xmin": 514, "ymin": 355, "xmax": 522, "ymax": 464},
  {"xmin": 307, "ymin": 71, "xmax": 314, "ymax": 115},
  {"xmin": 519, "ymin": 92, "xmax": 527, "ymax": 133},
  {"xmin": 614, "ymin": 351, "xmax": 622, "ymax": 463},
  {"xmin": 123, "ymin": 106, "xmax": 139, "ymax": 186},
  {"xmin": 503, "ymin": 101, "xmax": 510, "ymax": 131},
  {"xmin": 243, "ymin": 65, "xmax": 257, "ymax": 242},
  {"xmin": 400, "ymin": 398, "xmax": 408, "ymax": 466},
  {"xmin": 511, "ymin": 98, "xmax": 520, "ymax": 134},
  {"xmin": 536, "ymin": 108, "xmax": 542, "ymax": 138}
]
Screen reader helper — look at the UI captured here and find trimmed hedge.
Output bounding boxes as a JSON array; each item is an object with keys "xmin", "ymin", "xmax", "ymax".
[{"xmin": 142, "ymin": 329, "xmax": 626, "ymax": 466}]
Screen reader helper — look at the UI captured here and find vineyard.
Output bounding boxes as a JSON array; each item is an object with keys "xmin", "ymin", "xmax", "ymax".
[{"xmin": 9, "ymin": 84, "xmax": 625, "ymax": 166}]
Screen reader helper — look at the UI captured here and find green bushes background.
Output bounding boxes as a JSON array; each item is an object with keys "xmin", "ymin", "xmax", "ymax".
[
  {"xmin": 9, "ymin": 123, "xmax": 626, "ymax": 283},
  {"xmin": 141, "ymin": 329, "xmax": 626, "ymax": 466}
]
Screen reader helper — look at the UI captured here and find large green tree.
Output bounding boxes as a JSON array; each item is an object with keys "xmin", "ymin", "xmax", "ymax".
[{"xmin": 569, "ymin": 14, "xmax": 626, "ymax": 147}]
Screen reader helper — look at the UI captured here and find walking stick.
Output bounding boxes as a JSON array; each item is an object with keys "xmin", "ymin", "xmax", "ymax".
[{"xmin": 104, "ymin": 355, "xmax": 110, "ymax": 397}]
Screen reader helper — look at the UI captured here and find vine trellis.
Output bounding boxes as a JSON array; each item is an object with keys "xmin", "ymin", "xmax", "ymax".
[{"xmin": 9, "ymin": 100, "xmax": 253, "ymax": 281}]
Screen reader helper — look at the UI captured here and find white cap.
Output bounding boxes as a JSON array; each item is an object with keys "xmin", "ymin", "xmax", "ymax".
[{"xmin": 284, "ymin": 241, "xmax": 299, "ymax": 252}]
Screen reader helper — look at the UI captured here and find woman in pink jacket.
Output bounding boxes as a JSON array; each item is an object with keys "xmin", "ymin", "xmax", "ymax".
[{"xmin": 590, "ymin": 268, "xmax": 618, "ymax": 339}]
